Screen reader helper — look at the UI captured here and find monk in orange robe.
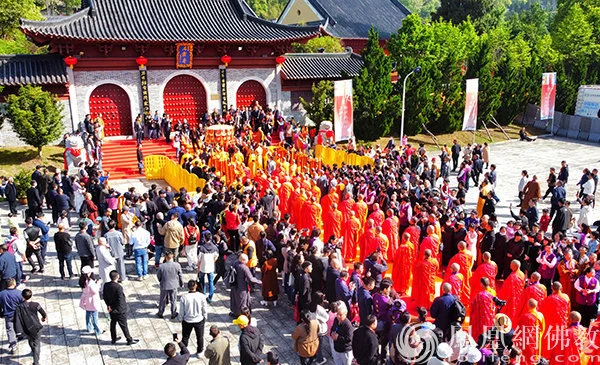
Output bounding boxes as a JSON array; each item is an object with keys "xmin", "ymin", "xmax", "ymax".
[
  {"xmin": 412, "ymin": 249, "xmax": 439, "ymax": 309},
  {"xmin": 323, "ymin": 203, "xmax": 343, "ymax": 242},
  {"xmin": 291, "ymin": 189, "xmax": 307, "ymax": 226},
  {"xmin": 359, "ymin": 219, "xmax": 378, "ymax": 263},
  {"xmin": 381, "ymin": 210, "xmax": 400, "ymax": 256},
  {"xmin": 338, "ymin": 193, "xmax": 355, "ymax": 222},
  {"xmin": 392, "ymin": 232, "xmax": 415, "ymax": 295},
  {"xmin": 342, "ymin": 211, "xmax": 361, "ymax": 262},
  {"xmin": 470, "ymin": 277, "xmax": 497, "ymax": 340},
  {"xmin": 517, "ymin": 272, "xmax": 547, "ymax": 319},
  {"xmin": 587, "ymin": 314, "xmax": 600, "ymax": 365},
  {"xmin": 374, "ymin": 226, "xmax": 390, "ymax": 260},
  {"xmin": 540, "ymin": 281, "xmax": 571, "ymax": 358},
  {"xmin": 320, "ymin": 190, "xmax": 339, "ymax": 222},
  {"xmin": 419, "ymin": 225, "xmax": 440, "ymax": 259},
  {"xmin": 353, "ymin": 194, "xmax": 369, "ymax": 230},
  {"xmin": 300, "ymin": 195, "xmax": 322, "ymax": 231},
  {"xmin": 443, "ymin": 263, "xmax": 466, "ymax": 308},
  {"xmin": 550, "ymin": 311, "xmax": 589, "ymax": 365},
  {"xmin": 470, "ymin": 252, "xmax": 498, "ymax": 291},
  {"xmin": 557, "ymin": 248, "xmax": 579, "ymax": 301},
  {"xmin": 515, "ymin": 299, "xmax": 545, "ymax": 365},
  {"xmin": 446, "ymin": 241, "xmax": 473, "ymax": 301},
  {"xmin": 287, "ymin": 184, "xmax": 301, "ymax": 223},
  {"xmin": 278, "ymin": 177, "xmax": 293, "ymax": 215},
  {"xmin": 368, "ymin": 203, "xmax": 385, "ymax": 228}
]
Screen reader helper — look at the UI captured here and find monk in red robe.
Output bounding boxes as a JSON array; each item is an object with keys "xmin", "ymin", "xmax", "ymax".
[
  {"xmin": 292, "ymin": 189, "xmax": 307, "ymax": 226},
  {"xmin": 353, "ymin": 194, "xmax": 369, "ymax": 231},
  {"xmin": 359, "ymin": 219, "xmax": 378, "ymax": 263},
  {"xmin": 412, "ymin": 249, "xmax": 439, "ymax": 309},
  {"xmin": 470, "ymin": 277, "xmax": 497, "ymax": 340},
  {"xmin": 404, "ymin": 217, "xmax": 421, "ymax": 253},
  {"xmin": 517, "ymin": 272, "xmax": 547, "ymax": 319},
  {"xmin": 470, "ymin": 252, "xmax": 498, "ymax": 291},
  {"xmin": 368, "ymin": 203, "xmax": 385, "ymax": 228},
  {"xmin": 392, "ymin": 232, "xmax": 415, "ymax": 295},
  {"xmin": 443, "ymin": 263, "xmax": 466, "ymax": 308},
  {"xmin": 338, "ymin": 192, "xmax": 355, "ymax": 222},
  {"xmin": 446, "ymin": 241, "xmax": 473, "ymax": 301},
  {"xmin": 287, "ymin": 185, "xmax": 301, "ymax": 224},
  {"xmin": 550, "ymin": 311, "xmax": 589, "ymax": 365},
  {"xmin": 342, "ymin": 211, "xmax": 361, "ymax": 262},
  {"xmin": 323, "ymin": 203, "xmax": 343, "ymax": 242},
  {"xmin": 320, "ymin": 190, "xmax": 339, "ymax": 223},
  {"xmin": 419, "ymin": 225, "xmax": 440, "ymax": 259},
  {"xmin": 515, "ymin": 299, "xmax": 545, "ymax": 365},
  {"xmin": 540, "ymin": 281, "xmax": 571, "ymax": 358},
  {"xmin": 587, "ymin": 314, "xmax": 600, "ymax": 365},
  {"xmin": 300, "ymin": 195, "xmax": 322, "ymax": 231},
  {"xmin": 498, "ymin": 260, "xmax": 526, "ymax": 322},
  {"xmin": 381, "ymin": 210, "xmax": 400, "ymax": 256}
]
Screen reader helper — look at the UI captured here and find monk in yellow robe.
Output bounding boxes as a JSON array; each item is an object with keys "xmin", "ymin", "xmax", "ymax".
[
  {"xmin": 374, "ymin": 226, "xmax": 390, "ymax": 260},
  {"xmin": 515, "ymin": 299, "xmax": 545, "ymax": 365},
  {"xmin": 392, "ymin": 232, "xmax": 414, "ymax": 295},
  {"xmin": 412, "ymin": 249, "xmax": 439, "ymax": 309},
  {"xmin": 342, "ymin": 211, "xmax": 361, "ymax": 262},
  {"xmin": 470, "ymin": 252, "xmax": 498, "ymax": 291},
  {"xmin": 381, "ymin": 210, "xmax": 400, "ymax": 257},
  {"xmin": 323, "ymin": 203, "xmax": 343, "ymax": 241},
  {"xmin": 445, "ymin": 241, "xmax": 473, "ymax": 301},
  {"xmin": 498, "ymin": 260, "xmax": 526, "ymax": 322}
]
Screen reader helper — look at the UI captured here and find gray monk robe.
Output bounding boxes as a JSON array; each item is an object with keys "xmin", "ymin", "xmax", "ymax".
[{"xmin": 230, "ymin": 260, "xmax": 262, "ymax": 316}]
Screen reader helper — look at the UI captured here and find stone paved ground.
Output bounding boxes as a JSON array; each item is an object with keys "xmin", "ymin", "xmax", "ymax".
[{"xmin": 0, "ymin": 135, "xmax": 599, "ymax": 365}]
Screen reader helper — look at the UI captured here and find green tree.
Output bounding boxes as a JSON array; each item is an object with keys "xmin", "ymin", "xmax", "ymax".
[
  {"xmin": 0, "ymin": 0, "xmax": 41, "ymax": 37},
  {"xmin": 353, "ymin": 27, "xmax": 398, "ymax": 140},
  {"xmin": 300, "ymin": 80, "xmax": 334, "ymax": 129},
  {"xmin": 293, "ymin": 36, "xmax": 345, "ymax": 53},
  {"xmin": 5, "ymin": 86, "xmax": 64, "ymax": 157},
  {"xmin": 433, "ymin": 0, "xmax": 508, "ymax": 32},
  {"xmin": 402, "ymin": 0, "xmax": 441, "ymax": 18},
  {"xmin": 246, "ymin": 0, "xmax": 287, "ymax": 20}
]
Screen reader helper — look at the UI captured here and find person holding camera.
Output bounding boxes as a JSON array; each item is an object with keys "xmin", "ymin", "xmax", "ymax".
[
  {"xmin": 163, "ymin": 336, "xmax": 191, "ymax": 365},
  {"xmin": 470, "ymin": 277, "xmax": 500, "ymax": 340}
]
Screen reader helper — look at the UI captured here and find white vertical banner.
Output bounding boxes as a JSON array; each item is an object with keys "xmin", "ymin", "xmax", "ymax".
[
  {"xmin": 540, "ymin": 72, "xmax": 557, "ymax": 120},
  {"xmin": 462, "ymin": 78, "xmax": 479, "ymax": 131},
  {"xmin": 334, "ymin": 79, "xmax": 353, "ymax": 142}
]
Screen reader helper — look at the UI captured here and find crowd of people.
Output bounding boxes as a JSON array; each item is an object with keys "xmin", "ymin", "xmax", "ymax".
[{"xmin": 1, "ymin": 106, "xmax": 600, "ymax": 365}]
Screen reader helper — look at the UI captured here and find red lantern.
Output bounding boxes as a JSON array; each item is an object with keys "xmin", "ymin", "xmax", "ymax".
[
  {"xmin": 64, "ymin": 56, "xmax": 77, "ymax": 69},
  {"xmin": 220, "ymin": 54, "xmax": 232, "ymax": 67},
  {"xmin": 275, "ymin": 55, "xmax": 286, "ymax": 65},
  {"xmin": 136, "ymin": 55, "xmax": 148, "ymax": 68}
]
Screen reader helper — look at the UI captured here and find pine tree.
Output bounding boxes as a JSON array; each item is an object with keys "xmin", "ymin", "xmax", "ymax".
[{"xmin": 353, "ymin": 27, "xmax": 397, "ymax": 141}]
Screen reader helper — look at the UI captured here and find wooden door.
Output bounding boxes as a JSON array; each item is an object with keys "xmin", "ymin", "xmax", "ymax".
[
  {"xmin": 163, "ymin": 75, "xmax": 207, "ymax": 126},
  {"xmin": 236, "ymin": 80, "xmax": 267, "ymax": 109},
  {"xmin": 89, "ymin": 84, "xmax": 132, "ymax": 136}
]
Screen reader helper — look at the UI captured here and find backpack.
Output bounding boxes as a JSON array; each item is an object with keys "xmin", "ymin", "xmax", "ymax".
[
  {"xmin": 224, "ymin": 264, "xmax": 237, "ymax": 289},
  {"xmin": 186, "ymin": 227, "xmax": 198, "ymax": 246},
  {"xmin": 449, "ymin": 295, "xmax": 466, "ymax": 324},
  {"xmin": 79, "ymin": 201, "xmax": 89, "ymax": 217}
]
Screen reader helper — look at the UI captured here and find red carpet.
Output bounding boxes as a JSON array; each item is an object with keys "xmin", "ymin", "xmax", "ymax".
[{"xmin": 101, "ymin": 138, "xmax": 177, "ymax": 180}]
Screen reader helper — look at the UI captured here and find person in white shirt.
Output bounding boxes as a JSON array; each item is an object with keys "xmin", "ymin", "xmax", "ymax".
[
  {"xmin": 518, "ymin": 170, "xmax": 529, "ymax": 205},
  {"xmin": 130, "ymin": 220, "xmax": 151, "ymax": 280},
  {"xmin": 178, "ymin": 280, "xmax": 208, "ymax": 355},
  {"xmin": 197, "ymin": 232, "xmax": 219, "ymax": 303}
]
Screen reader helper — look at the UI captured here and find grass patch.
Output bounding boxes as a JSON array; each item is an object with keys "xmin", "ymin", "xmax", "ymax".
[{"xmin": 0, "ymin": 145, "xmax": 64, "ymax": 177}]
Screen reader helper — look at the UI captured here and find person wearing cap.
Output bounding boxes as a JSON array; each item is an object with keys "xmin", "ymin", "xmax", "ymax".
[
  {"xmin": 78, "ymin": 266, "xmax": 103, "ymax": 336},
  {"xmin": 515, "ymin": 298, "xmax": 545, "ymax": 365},
  {"xmin": 351, "ymin": 314, "xmax": 378, "ymax": 365},
  {"xmin": 233, "ymin": 314, "xmax": 264, "ymax": 365},
  {"xmin": 427, "ymin": 342, "xmax": 452, "ymax": 365}
]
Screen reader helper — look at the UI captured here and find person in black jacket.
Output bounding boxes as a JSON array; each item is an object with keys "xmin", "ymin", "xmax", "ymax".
[
  {"xmin": 5, "ymin": 177, "xmax": 17, "ymax": 217},
  {"xmin": 13, "ymin": 289, "xmax": 46, "ymax": 365},
  {"xmin": 233, "ymin": 314, "xmax": 264, "ymax": 365},
  {"xmin": 103, "ymin": 270, "xmax": 139, "ymax": 345},
  {"xmin": 352, "ymin": 314, "xmax": 379, "ymax": 365},
  {"xmin": 451, "ymin": 140, "xmax": 461, "ymax": 171},
  {"xmin": 330, "ymin": 302, "xmax": 354, "ymax": 364},
  {"xmin": 26, "ymin": 181, "xmax": 43, "ymax": 219},
  {"xmin": 297, "ymin": 261, "xmax": 313, "ymax": 312},
  {"xmin": 163, "ymin": 338, "xmax": 191, "ymax": 365}
]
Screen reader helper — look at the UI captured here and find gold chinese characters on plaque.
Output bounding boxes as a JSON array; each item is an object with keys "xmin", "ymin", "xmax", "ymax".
[{"xmin": 176, "ymin": 43, "xmax": 193, "ymax": 69}]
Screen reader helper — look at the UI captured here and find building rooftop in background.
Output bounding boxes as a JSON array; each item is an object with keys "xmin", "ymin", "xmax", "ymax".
[
  {"xmin": 277, "ymin": 0, "xmax": 410, "ymax": 39},
  {"xmin": 281, "ymin": 50, "xmax": 363, "ymax": 80},
  {"xmin": 21, "ymin": 0, "xmax": 320, "ymax": 45},
  {"xmin": 0, "ymin": 54, "xmax": 68, "ymax": 86}
]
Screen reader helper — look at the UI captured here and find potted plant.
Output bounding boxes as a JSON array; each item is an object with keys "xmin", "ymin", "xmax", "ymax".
[{"xmin": 13, "ymin": 169, "xmax": 31, "ymax": 204}]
